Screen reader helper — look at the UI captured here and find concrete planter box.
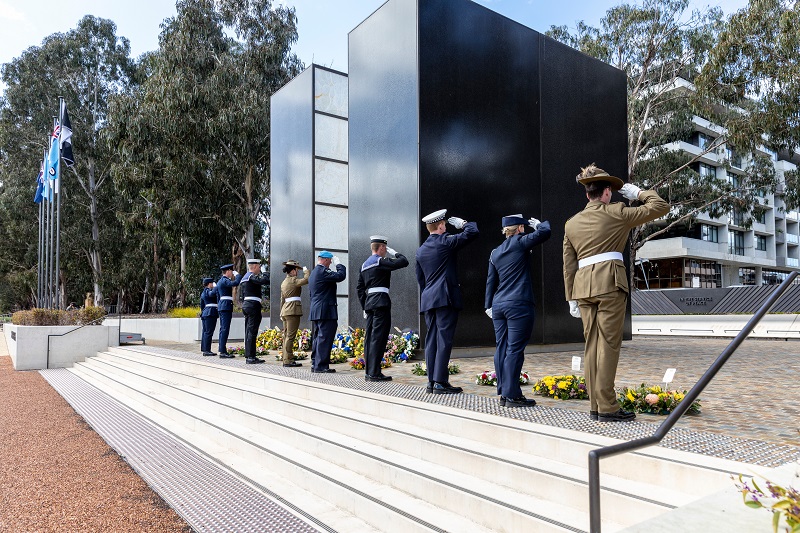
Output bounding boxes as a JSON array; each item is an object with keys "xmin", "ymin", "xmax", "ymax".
[
  {"xmin": 103, "ymin": 316, "xmax": 271, "ymax": 343},
  {"xmin": 632, "ymin": 314, "xmax": 800, "ymax": 339},
  {"xmin": 4, "ymin": 324, "xmax": 120, "ymax": 370}
]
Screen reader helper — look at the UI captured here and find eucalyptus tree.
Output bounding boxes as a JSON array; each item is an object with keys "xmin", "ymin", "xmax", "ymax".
[
  {"xmin": 0, "ymin": 15, "xmax": 134, "ymax": 309},
  {"xmin": 547, "ymin": 0, "xmax": 797, "ymax": 273}
]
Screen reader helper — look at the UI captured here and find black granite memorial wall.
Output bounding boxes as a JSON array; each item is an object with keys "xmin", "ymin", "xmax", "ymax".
[{"xmin": 348, "ymin": 0, "xmax": 628, "ymax": 346}]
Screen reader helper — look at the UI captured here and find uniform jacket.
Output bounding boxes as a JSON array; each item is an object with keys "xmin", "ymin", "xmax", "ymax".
[
  {"xmin": 563, "ymin": 190, "xmax": 668, "ymax": 300},
  {"xmin": 357, "ymin": 252, "xmax": 409, "ymax": 311},
  {"xmin": 200, "ymin": 287, "xmax": 219, "ymax": 318},
  {"xmin": 416, "ymin": 221, "xmax": 479, "ymax": 312},
  {"xmin": 280, "ymin": 271, "xmax": 309, "ymax": 317},
  {"xmin": 216, "ymin": 273, "xmax": 242, "ymax": 312},
  {"xmin": 308, "ymin": 264, "xmax": 347, "ymax": 321},
  {"xmin": 485, "ymin": 221, "xmax": 552, "ymax": 309},
  {"xmin": 240, "ymin": 271, "xmax": 269, "ymax": 308}
]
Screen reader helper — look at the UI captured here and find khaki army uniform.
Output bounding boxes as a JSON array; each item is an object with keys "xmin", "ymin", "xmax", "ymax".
[
  {"xmin": 563, "ymin": 190, "xmax": 669, "ymax": 414},
  {"xmin": 280, "ymin": 271, "xmax": 309, "ymax": 364}
]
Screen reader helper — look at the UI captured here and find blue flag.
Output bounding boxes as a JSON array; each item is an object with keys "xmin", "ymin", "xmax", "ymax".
[
  {"xmin": 44, "ymin": 122, "xmax": 60, "ymax": 192},
  {"xmin": 33, "ymin": 159, "xmax": 44, "ymax": 203},
  {"xmin": 61, "ymin": 103, "xmax": 74, "ymax": 167}
]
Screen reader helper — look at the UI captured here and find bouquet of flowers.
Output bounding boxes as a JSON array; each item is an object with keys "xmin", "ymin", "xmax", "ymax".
[
  {"xmin": 350, "ymin": 357, "xmax": 366, "ymax": 370},
  {"xmin": 616, "ymin": 384, "xmax": 701, "ymax": 414},
  {"xmin": 256, "ymin": 327, "xmax": 284, "ymax": 351},
  {"xmin": 476, "ymin": 371, "xmax": 498, "ymax": 386},
  {"xmin": 227, "ymin": 345, "xmax": 245, "ymax": 356},
  {"xmin": 384, "ymin": 334, "xmax": 407, "ymax": 363},
  {"xmin": 295, "ymin": 328, "xmax": 311, "ymax": 351},
  {"xmin": 533, "ymin": 375, "xmax": 589, "ymax": 400},
  {"xmin": 412, "ymin": 362, "xmax": 459, "ymax": 376}
]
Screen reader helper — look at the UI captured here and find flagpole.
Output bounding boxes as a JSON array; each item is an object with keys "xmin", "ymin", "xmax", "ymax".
[
  {"xmin": 37, "ymin": 193, "xmax": 43, "ymax": 307},
  {"xmin": 55, "ymin": 97, "xmax": 64, "ymax": 309},
  {"xmin": 43, "ymin": 148, "xmax": 51, "ymax": 308},
  {"xmin": 48, "ymin": 116, "xmax": 56, "ymax": 308}
]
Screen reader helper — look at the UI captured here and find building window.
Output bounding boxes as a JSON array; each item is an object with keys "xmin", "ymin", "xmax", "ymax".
[
  {"xmin": 635, "ymin": 258, "xmax": 722, "ymax": 289},
  {"xmin": 697, "ymin": 163, "xmax": 716, "ymax": 179},
  {"xmin": 730, "ymin": 209, "xmax": 745, "ymax": 226},
  {"xmin": 685, "ymin": 259, "xmax": 722, "ymax": 288},
  {"xmin": 726, "ymin": 146, "xmax": 743, "ymax": 168},
  {"xmin": 690, "ymin": 131, "xmax": 714, "ymax": 150},
  {"xmin": 762, "ymin": 269, "xmax": 800, "ymax": 286},
  {"xmin": 738, "ymin": 267, "xmax": 756, "ymax": 285},
  {"xmin": 729, "ymin": 230, "xmax": 745, "ymax": 255},
  {"xmin": 754, "ymin": 210, "xmax": 766, "ymax": 224},
  {"xmin": 700, "ymin": 224, "xmax": 719, "ymax": 243},
  {"xmin": 755, "ymin": 235, "xmax": 767, "ymax": 251}
]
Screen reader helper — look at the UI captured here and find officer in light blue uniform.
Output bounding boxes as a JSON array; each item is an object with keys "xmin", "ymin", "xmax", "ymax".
[
  {"xmin": 485, "ymin": 214, "xmax": 551, "ymax": 407},
  {"xmin": 216, "ymin": 263, "xmax": 241, "ymax": 358},
  {"xmin": 308, "ymin": 250, "xmax": 346, "ymax": 373},
  {"xmin": 200, "ymin": 277, "xmax": 219, "ymax": 356},
  {"xmin": 415, "ymin": 209, "xmax": 479, "ymax": 394}
]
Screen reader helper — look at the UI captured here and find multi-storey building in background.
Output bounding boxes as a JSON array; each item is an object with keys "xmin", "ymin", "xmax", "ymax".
[{"xmin": 636, "ymin": 79, "xmax": 800, "ymax": 290}]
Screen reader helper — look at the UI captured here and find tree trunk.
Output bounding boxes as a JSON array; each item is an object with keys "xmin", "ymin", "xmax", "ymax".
[
  {"xmin": 88, "ymin": 158, "xmax": 104, "ymax": 307},
  {"xmin": 140, "ymin": 275, "xmax": 148, "ymax": 314},
  {"xmin": 179, "ymin": 234, "xmax": 187, "ymax": 307}
]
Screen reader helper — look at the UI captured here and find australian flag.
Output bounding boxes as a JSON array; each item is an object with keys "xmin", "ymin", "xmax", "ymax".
[
  {"xmin": 61, "ymin": 103, "xmax": 74, "ymax": 167},
  {"xmin": 33, "ymin": 159, "xmax": 45, "ymax": 203}
]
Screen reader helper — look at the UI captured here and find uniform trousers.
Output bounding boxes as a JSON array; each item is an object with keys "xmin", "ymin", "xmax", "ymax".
[
  {"xmin": 217, "ymin": 310, "xmax": 232, "ymax": 354},
  {"xmin": 578, "ymin": 289, "xmax": 627, "ymax": 414},
  {"xmin": 200, "ymin": 315, "xmax": 218, "ymax": 353},
  {"xmin": 311, "ymin": 319, "xmax": 337, "ymax": 371},
  {"xmin": 491, "ymin": 302, "xmax": 534, "ymax": 399},
  {"xmin": 364, "ymin": 306, "xmax": 391, "ymax": 377},
  {"xmin": 242, "ymin": 303, "xmax": 263, "ymax": 360},
  {"xmin": 423, "ymin": 306, "xmax": 459, "ymax": 384},
  {"xmin": 281, "ymin": 315, "xmax": 301, "ymax": 364}
]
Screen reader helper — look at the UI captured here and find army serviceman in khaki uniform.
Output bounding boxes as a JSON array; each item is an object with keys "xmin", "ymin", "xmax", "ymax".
[
  {"xmin": 563, "ymin": 164, "xmax": 669, "ymax": 422},
  {"xmin": 280, "ymin": 259, "xmax": 309, "ymax": 367}
]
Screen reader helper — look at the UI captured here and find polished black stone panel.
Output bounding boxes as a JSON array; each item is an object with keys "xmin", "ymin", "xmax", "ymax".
[
  {"xmin": 346, "ymin": 0, "xmax": 627, "ymax": 346},
  {"xmin": 270, "ymin": 68, "xmax": 315, "ymax": 330}
]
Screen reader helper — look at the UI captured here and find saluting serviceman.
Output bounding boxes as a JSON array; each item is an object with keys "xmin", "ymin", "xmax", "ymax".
[
  {"xmin": 357, "ymin": 235, "xmax": 409, "ymax": 382},
  {"xmin": 280, "ymin": 259, "xmax": 309, "ymax": 368},
  {"xmin": 240, "ymin": 258, "xmax": 270, "ymax": 364},
  {"xmin": 308, "ymin": 250, "xmax": 346, "ymax": 373},
  {"xmin": 485, "ymin": 214, "xmax": 551, "ymax": 407},
  {"xmin": 216, "ymin": 263, "xmax": 241, "ymax": 358},
  {"xmin": 200, "ymin": 277, "xmax": 219, "ymax": 356},
  {"xmin": 416, "ymin": 209, "xmax": 479, "ymax": 394},
  {"xmin": 563, "ymin": 164, "xmax": 669, "ymax": 422}
]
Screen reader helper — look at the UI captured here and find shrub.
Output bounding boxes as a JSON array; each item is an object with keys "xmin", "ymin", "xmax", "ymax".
[
  {"xmin": 11, "ymin": 307, "xmax": 108, "ymax": 326},
  {"xmin": 167, "ymin": 307, "xmax": 201, "ymax": 318}
]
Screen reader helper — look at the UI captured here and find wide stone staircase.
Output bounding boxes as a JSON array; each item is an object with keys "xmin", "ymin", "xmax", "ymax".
[{"xmin": 66, "ymin": 346, "xmax": 761, "ymax": 532}]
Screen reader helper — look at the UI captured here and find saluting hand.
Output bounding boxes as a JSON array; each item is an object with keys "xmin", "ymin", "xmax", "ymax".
[
  {"xmin": 528, "ymin": 217, "xmax": 541, "ymax": 230},
  {"xmin": 620, "ymin": 183, "xmax": 642, "ymax": 201},
  {"xmin": 447, "ymin": 216, "xmax": 466, "ymax": 229},
  {"xmin": 385, "ymin": 247, "xmax": 397, "ymax": 258}
]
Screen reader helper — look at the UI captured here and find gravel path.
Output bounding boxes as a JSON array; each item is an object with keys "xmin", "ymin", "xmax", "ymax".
[{"xmin": 0, "ymin": 334, "xmax": 190, "ymax": 532}]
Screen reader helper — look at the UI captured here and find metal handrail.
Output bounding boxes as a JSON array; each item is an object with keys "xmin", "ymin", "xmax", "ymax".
[
  {"xmin": 587, "ymin": 270, "xmax": 799, "ymax": 533},
  {"xmin": 46, "ymin": 313, "xmax": 119, "ymax": 369}
]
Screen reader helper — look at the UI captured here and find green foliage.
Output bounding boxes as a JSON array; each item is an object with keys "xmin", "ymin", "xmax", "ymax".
[
  {"xmin": 735, "ymin": 473, "xmax": 800, "ymax": 532},
  {"xmin": 12, "ymin": 306, "xmax": 107, "ymax": 325},
  {"xmin": 166, "ymin": 307, "xmax": 201, "ymax": 318}
]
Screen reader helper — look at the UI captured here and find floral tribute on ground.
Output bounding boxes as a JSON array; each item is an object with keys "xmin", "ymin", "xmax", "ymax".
[
  {"xmin": 476, "ymin": 371, "xmax": 530, "ymax": 386},
  {"xmin": 412, "ymin": 362, "xmax": 459, "ymax": 376},
  {"xmin": 384, "ymin": 328, "xmax": 419, "ymax": 363},
  {"xmin": 616, "ymin": 384, "xmax": 701, "ymax": 414},
  {"xmin": 532, "ymin": 375, "xmax": 589, "ymax": 400},
  {"xmin": 331, "ymin": 328, "xmax": 364, "ymax": 364},
  {"xmin": 255, "ymin": 326, "xmax": 310, "ymax": 360}
]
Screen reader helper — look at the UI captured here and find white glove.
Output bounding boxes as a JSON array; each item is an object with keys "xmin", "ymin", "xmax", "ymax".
[
  {"xmin": 302, "ymin": 266, "xmax": 308, "ymax": 274},
  {"xmin": 260, "ymin": 265, "xmax": 267, "ymax": 273},
  {"xmin": 569, "ymin": 300, "xmax": 581, "ymax": 318},
  {"xmin": 332, "ymin": 256, "xmax": 341, "ymax": 267},
  {"xmin": 485, "ymin": 308, "xmax": 493, "ymax": 319},
  {"xmin": 620, "ymin": 183, "xmax": 642, "ymax": 201},
  {"xmin": 232, "ymin": 270, "xmax": 239, "ymax": 277},
  {"xmin": 385, "ymin": 247, "xmax": 397, "ymax": 257},
  {"xmin": 212, "ymin": 282, "xmax": 217, "ymax": 288},
  {"xmin": 447, "ymin": 216, "xmax": 466, "ymax": 229},
  {"xmin": 528, "ymin": 217, "xmax": 540, "ymax": 230},
  {"xmin": 363, "ymin": 311, "xmax": 368, "ymax": 319}
]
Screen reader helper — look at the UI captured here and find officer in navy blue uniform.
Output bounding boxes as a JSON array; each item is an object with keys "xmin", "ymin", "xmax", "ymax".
[
  {"xmin": 415, "ymin": 209, "xmax": 479, "ymax": 394},
  {"xmin": 308, "ymin": 250, "xmax": 346, "ymax": 373},
  {"xmin": 240, "ymin": 258, "xmax": 269, "ymax": 364},
  {"xmin": 485, "ymin": 214, "xmax": 552, "ymax": 407},
  {"xmin": 216, "ymin": 263, "xmax": 241, "ymax": 358},
  {"xmin": 357, "ymin": 235, "xmax": 409, "ymax": 382},
  {"xmin": 200, "ymin": 277, "xmax": 219, "ymax": 356}
]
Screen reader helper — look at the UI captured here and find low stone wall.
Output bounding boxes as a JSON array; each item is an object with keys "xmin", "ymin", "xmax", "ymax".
[
  {"xmin": 4, "ymin": 324, "xmax": 120, "ymax": 370},
  {"xmin": 632, "ymin": 314, "xmax": 800, "ymax": 339},
  {"xmin": 103, "ymin": 316, "xmax": 272, "ymax": 343}
]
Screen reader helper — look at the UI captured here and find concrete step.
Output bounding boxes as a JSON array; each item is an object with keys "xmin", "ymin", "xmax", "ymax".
[{"xmin": 73, "ymin": 347, "xmax": 757, "ymax": 531}]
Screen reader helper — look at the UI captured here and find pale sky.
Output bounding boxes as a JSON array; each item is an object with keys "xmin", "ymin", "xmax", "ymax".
[{"xmin": 1, "ymin": 0, "xmax": 749, "ymax": 85}]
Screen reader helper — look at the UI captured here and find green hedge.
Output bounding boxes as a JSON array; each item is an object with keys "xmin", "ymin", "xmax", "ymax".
[
  {"xmin": 11, "ymin": 307, "xmax": 107, "ymax": 326},
  {"xmin": 167, "ymin": 307, "xmax": 201, "ymax": 318}
]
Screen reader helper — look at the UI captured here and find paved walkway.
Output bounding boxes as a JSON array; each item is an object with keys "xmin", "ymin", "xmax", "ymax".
[{"xmin": 149, "ymin": 335, "xmax": 800, "ymax": 448}]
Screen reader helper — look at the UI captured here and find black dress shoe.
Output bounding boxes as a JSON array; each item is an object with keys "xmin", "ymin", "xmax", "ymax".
[
  {"xmin": 202, "ymin": 351, "xmax": 216, "ymax": 356},
  {"xmin": 499, "ymin": 397, "xmax": 506, "ymax": 407},
  {"xmin": 426, "ymin": 382, "xmax": 433, "ymax": 394},
  {"xmin": 283, "ymin": 361, "xmax": 302, "ymax": 367},
  {"xmin": 503, "ymin": 396, "xmax": 537, "ymax": 408},
  {"xmin": 365, "ymin": 374, "xmax": 392, "ymax": 382},
  {"xmin": 432, "ymin": 382, "xmax": 462, "ymax": 395},
  {"xmin": 598, "ymin": 409, "xmax": 636, "ymax": 422},
  {"xmin": 311, "ymin": 368, "xmax": 336, "ymax": 373},
  {"xmin": 219, "ymin": 353, "xmax": 235, "ymax": 359},
  {"xmin": 590, "ymin": 411, "xmax": 599, "ymax": 421},
  {"xmin": 245, "ymin": 357, "xmax": 265, "ymax": 364}
]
